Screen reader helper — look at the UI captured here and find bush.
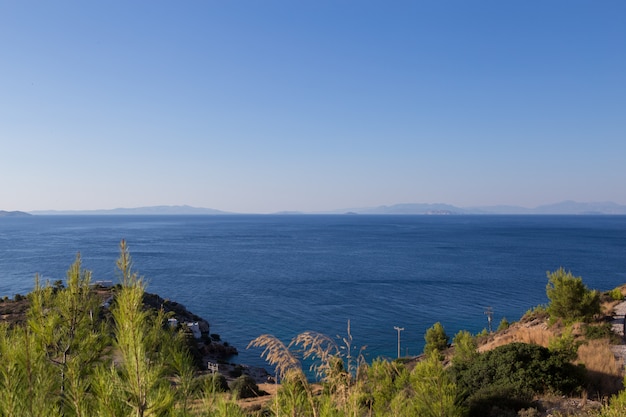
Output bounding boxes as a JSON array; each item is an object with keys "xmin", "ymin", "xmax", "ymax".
[
  {"xmin": 497, "ymin": 317, "xmax": 510, "ymax": 331},
  {"xmin": 230, "ymin": 375, "xmax": 262, "ymax": 399},
  {"xmin": 521, "ymin": 305, "xmax": 549, "ymax": 323},
  {"xmin": 546, "ymin": 268, "xmax": 600, "ymax": 322},
  {"xmin": 454, "ymin": 343, "xmax": 585, "ymax": 416},
  {"xmin": 548, "ymin": 327, "xmax": 581, "ymax": 362},
  {"xmin": 194, "ymin": 373, "xmax": 229, "ymax": 394},
  {"xmin": 452, "ymin": 330, "xmax": 478, "ymax": 367},
  {"xmin": 608, "ymin": 287, "xmax": 624, "ymax": 301},
  {"xmin": 465, "ymin": 384, "xmax": 533, "ymax": 417},
  {"xmin": 584, "ymin": 322, "xmax": 617, "ymax": 341}
]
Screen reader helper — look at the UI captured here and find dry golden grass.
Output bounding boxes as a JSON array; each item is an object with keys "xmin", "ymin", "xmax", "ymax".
[
  {"xmin": 577, "ymin": 339, "xmax": 624, "ymax": 396},
  {"xmin": 478, "ymin": 321, "xmax": 557, "ymax": 352},
  {"xmin": 577, "ymin": 340, "xmax": 621, "ymax": 374},
  {"xmin": 247, "ymin": 334, "xmax": 302, "ymax": 381}
]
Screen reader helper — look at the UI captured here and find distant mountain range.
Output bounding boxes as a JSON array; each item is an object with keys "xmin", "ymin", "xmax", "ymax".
[
  {"xmin": 30, "ymin": 205, "xmax": 229, "ymax": 216},
  {"xmin": 17, "ymin": 201, "xmax": 626, "ymax": 216},
  {"xmin": 330, "ymin": 201, "xmax": 626, "ymax": 215}
]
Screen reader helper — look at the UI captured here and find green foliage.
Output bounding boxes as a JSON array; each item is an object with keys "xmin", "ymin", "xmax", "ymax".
[
  {"xmin": 0, "ymin": 324, "xmax": 61, "ymax": 417},
  {"xmin": 497, "ymin": 316, "xmax": 510, "ymax": 331},
  {"xmin": 230, "ymin": 375, "xmax": 261, "ymax": 399},
  {"xmin": 423, "ymin": 321, "xmax": 449, "ymax": 355},
  {"xmin": 105, "ymin": 240, "xmax": 179, "ymax": 416},
  {"xmin": 196, "ymin": 372, "xmax": 229, "ymax": 394},
  {"xmin": 271, "ymin": 371, "xmax": 316, "ymax": 417},
  {"xmin": 27, "ymin": 257, "xmax": 108, "ymax": 417},
  {"xmin": 608, "ymin": 287, "xmax": 625, "ymax": 301},
  {"xmin": 0, "ymin": 242, "xmax": 203, "ymax": 417},
  {"xmin": 584, "ymin": 322, "xmax": 618, "ymax": 341},
  {"xmin": 521, "ymin": 304, "xmax": 549, "ymax": 322},
  {"xmin": 454, "ymin": 343, "xmax": 585, "ymax": 416},
  {"xmin": 200, "ymin": 394, "xmax": 248, "ymax": 417},
  {"xmin": 464, "ymin": 384, "xmax": 534, "ymax": 417},
  {"xmin": 546, "ymin": 267, "xmax": 600, "ymax": 322},
  {"xmin": 452, "ymin": 330, "xmax": 478, "ymax": 368},
  {"xmin": 548, "ymin": 326, "xmax": 581, "ymax": 362},
  {"xmin": 598, "ymin": 387, "xmax": 626, "ymax": 417},
  {"xmin": 409, "ymin": 351, "xmax": 464, "ymax": 417},
  {"xmin": 359, "ymin": 359, "xmax": 409, "ymax": 416}
]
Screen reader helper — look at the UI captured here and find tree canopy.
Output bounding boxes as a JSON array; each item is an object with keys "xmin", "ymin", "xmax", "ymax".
[{"xmin": 546, "ymin": 267, "xmax": 600, "ymax": 322}]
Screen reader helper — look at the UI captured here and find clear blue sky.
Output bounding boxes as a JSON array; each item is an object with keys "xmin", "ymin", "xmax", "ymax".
[{"xmin": 2, "ymin": 1, "xmax": 625, "ymax": 213}]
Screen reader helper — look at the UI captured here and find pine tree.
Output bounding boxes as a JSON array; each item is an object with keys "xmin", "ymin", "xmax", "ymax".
[
  {"xmin": 0, "ymin": 324, "xmax": 61, "ymax": 416},
  {"xmin": 424, "ymin": 322, "xmax": 449, "ymax": 355},
  {"xmin": 27, "ymin": 256, "xmax": 108, "ymax": 416},
  {"xmin": 410, "ymin": 350, "xmax": 463, "ymax": 417},
  {"xmin": 546, "ymin": 267, "xmax": 600, "ymax": 322},
  {"xmin": 106, "ymin": 240, "xmax": 175, "ymax": 417}
]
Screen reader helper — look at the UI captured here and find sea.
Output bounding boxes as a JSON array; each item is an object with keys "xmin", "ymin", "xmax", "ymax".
[{"xmin": 1, "ymin": 215, "xmax": 625, "ymax": 371}]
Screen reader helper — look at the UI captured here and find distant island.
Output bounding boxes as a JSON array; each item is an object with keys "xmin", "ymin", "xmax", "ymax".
[
  {"xmin": 328, "ymin": 200, "xmax": 626, "ymax": 215},
  {"xmin": 0, "ymin": 210, "xmax": 31, "ymax": 217},
  {"xmin": 23, "ymin": 200, "xmax": 626, "ymax": 216},
  {"xmin": 29, "ymin": 205, "xmax": 231, "ymax": 216}
]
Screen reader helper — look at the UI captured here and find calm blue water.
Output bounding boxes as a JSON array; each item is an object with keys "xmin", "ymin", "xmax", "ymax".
[{"xmin": 1, "ymin": 215, "xmax": 625, "ymax": 370}]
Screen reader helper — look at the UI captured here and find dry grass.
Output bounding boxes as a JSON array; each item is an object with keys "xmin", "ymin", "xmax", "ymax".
[
  {"xmin": 577, "ymin": 339, "xmax": 624, "ymax": 396},
  {"xmin": 478, "ymin": 321, "xmax": 557, "ymax": 353},
  {"xmin": 291, "ymin": 331, "xmax": 339, "ymax": 380},
  {"xmin": 247, "ymin": 334, "xmax": 302, "ymax": 382}
]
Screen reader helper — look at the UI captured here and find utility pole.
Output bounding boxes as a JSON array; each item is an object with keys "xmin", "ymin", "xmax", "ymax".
[
  {"xmin": 394, "ymin": 326, "xmax": 404, "ymax": 358},
  {"xmin": 484, "ymin": 307, "xmax": 494, "ymax": 333}
]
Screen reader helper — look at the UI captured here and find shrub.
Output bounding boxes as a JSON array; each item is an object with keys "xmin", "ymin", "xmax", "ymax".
[
  {"xmin": 230, "ymin": 375, "xmax": 261, "ymax": 399},
  {"xmin": 584, "ymin": 322, "xmax": 617, "ymax": 341},
  {"xmin": 497, "ymin": 317, "xmax": 510, "ymax": 331},
  {"xmin": 521, "ymin": 305, "xmax": 549, "ymax": 323},
  {"xmin": 608, "ymin": 287, "xmax": 624, "ymax": 301},
  {"xmin": 360, "ymin": 359, "xmax": 410, "ymax": 416},
  {"xmin": 194, "ymin": 373, "xmax": 229, "ymax": 394},
  {"xmin": 548, "ymin": 327, "xmax": 581, "ymax": 362},
  {"xmin": 410, "ymin": 351, "xmax": 464, "ymax": 417},
  {"xmin": 465, "ymin": 384, "xmax": 533, "ymax": 417},
  {"xmin": 455, "ymin": 343, "xmax": 585, "ymax": 416},
  {"xmin": 452, "ymin": 330, "xmax": 478, "ymax": 368}
]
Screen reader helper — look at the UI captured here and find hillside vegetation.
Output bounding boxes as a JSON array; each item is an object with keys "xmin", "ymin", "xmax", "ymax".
[{"xmin": 1, "ymin": 242, "xmax": 626, "ymax": 416}]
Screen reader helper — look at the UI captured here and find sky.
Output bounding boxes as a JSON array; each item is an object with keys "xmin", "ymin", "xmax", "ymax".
[{"xmin": 1, "ymin": 1, "xmax": 625, "ymax": 213}]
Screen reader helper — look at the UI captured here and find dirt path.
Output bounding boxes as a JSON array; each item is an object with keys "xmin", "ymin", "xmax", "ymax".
[{"xmin": 610, "ymin": 300, "xmax": 626, "ymax": 363}]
